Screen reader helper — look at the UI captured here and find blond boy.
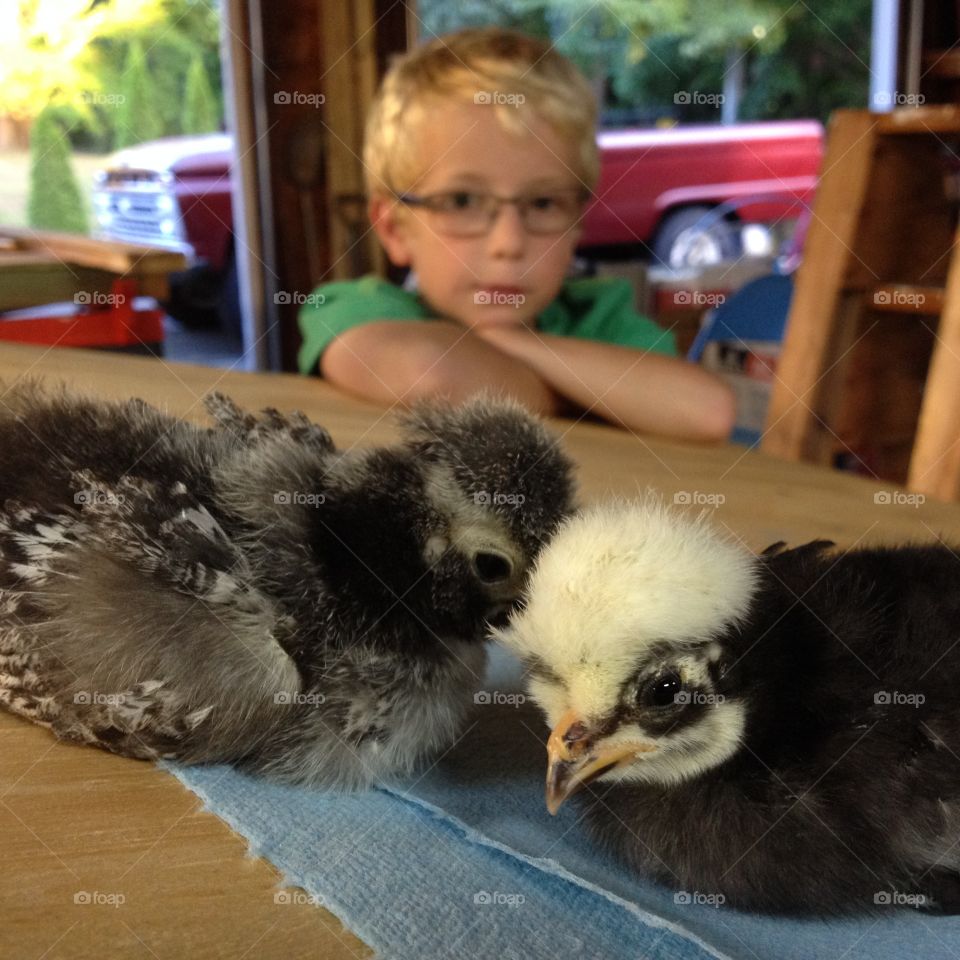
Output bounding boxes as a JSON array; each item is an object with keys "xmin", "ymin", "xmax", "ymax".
[{"xmin": 298, "ymin": 28, "xmax": 734, "ymax": 441}]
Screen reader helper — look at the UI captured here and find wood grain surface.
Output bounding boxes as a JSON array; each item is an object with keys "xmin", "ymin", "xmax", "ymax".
[{"xmin": 2, "ymin": 342, "xmax": 959, "ymax": 959}]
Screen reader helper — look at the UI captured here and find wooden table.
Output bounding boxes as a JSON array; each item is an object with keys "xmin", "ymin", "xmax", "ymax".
[
  {"xmin": 3, "ymin": 342, "xmax": 959, "ymax": 959},
  {"xmin": 0, "ymin": 229, "xmax": 186, "ymax": 312}
]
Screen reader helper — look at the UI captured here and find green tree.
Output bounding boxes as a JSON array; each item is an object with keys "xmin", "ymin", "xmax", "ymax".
[
  {"xmin": 183, "ymin": 54, "xmax": 220, "ymax": 134},
  {"xmin": 114, "ymin": 38, "xmax": 162, "ymax": 148},
  {"xmin": 417, "ymin": 0, "xmax": 870, "ymax": 125},
  {"xmin": 27, "ymin": 105, "xmax": 89, "ymax": 234}
]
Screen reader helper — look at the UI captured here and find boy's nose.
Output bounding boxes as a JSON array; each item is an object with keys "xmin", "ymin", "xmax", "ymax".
[{"xmin": 486, "ymin": 203, "xmax": 526, "ymax": 258}]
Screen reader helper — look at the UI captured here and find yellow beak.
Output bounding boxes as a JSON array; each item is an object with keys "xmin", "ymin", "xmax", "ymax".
[{"xmin": 545, "ymin": 708, "xmax": 656, "ymax": 815}]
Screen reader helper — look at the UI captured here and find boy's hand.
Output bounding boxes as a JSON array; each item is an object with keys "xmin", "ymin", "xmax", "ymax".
[
  {"xmin": 321, "ymin": 320, "xmax": 565, "ymax": 416},
  {"xmin": 472, "ymin": 324, "xmax": 735, "ymax": 443}
]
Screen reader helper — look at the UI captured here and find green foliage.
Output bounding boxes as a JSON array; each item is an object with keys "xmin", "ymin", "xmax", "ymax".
[
  {"xmin": 27, "ymin": 106, "xmax": 89, "ymax": 234},
  {"xmin": 183, "ymin": 54, "xmax": 221, "ymax": 134},
  {"xmin": 417, "ymin": 0, "xmax": 871, "ymax": 124},
  {"xmin": 114, "ymin": 38, "xmax": 162, "ymax": 148}
]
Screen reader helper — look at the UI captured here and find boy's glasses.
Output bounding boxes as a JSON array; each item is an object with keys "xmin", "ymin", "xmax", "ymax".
[{"xmin": 394, "ymin": 188, "xmax": 589, "ymax": 237}]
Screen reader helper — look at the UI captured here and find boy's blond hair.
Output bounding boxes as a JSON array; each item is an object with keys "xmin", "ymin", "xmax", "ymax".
[{"xmin": 363, "ymin": 27, "xmax": 599, "ymax": 196}]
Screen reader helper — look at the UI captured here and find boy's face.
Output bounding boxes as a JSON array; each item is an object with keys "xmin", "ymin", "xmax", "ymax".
[{"xmin": 370, "ymin": 98, "xmax": 587, "ymax": 331}]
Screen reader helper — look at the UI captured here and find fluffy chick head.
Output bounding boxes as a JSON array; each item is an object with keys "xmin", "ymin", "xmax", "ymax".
[
  {"xmin": 493, "ymin": 496, "xmax": 759, "ymax": 812},
  {"xmin": 393, "ymin": 393, "xmax": 577, "ymax": 636},
  {"xmin": 237, "ymin": 394, "xmax": 576, "ymax": 654}
]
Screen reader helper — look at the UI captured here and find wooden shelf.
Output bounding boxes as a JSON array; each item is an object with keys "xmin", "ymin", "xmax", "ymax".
[
  {"xmin": 868, "ymin": 284, "xmax": 946, "ymax": 315},
  {"xmin": 923, "ymin": 49, "xmax": 960, "ymax": 80},
  {"xmin": 875, "ymin": 104, "xmax": 960, "ymax": 134}
]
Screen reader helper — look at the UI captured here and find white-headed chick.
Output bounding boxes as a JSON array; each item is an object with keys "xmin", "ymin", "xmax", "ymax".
[{"xmin": 496, "ymin": 496, "xmax": 960, "ymax": 915}]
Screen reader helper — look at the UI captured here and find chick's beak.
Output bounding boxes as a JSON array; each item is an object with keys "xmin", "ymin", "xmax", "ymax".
[{"xmin": 545, "ymin": 709, "xmax": 656, "ymax": 815}]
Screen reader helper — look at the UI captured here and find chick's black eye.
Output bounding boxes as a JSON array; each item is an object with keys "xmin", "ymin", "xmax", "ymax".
[{"xmin": 642, "ymin": 672, "xmax": 683, "ymax": 708}]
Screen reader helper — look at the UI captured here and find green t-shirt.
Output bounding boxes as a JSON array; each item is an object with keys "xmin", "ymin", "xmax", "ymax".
[{"xmin": 297, "ymin": 274, "xmax": 677, "ymax": 375}]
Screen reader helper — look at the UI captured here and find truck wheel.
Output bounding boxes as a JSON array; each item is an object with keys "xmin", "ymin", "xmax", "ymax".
[
  {"xmin": 163, "ymin": 265, "xmax": 223, "ymax": 329},
  {"xmin": 652, "ymin": 206, "xmax": 740, "ymax": 270}
]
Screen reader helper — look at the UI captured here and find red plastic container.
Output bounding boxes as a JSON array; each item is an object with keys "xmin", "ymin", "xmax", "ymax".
[{"xmin": 0, "ymin": 279, "xmax": 164, "ymax": 355}]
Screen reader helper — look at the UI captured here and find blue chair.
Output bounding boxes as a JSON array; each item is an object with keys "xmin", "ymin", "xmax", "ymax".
[{"xmin": 686, "ymin": 273, "xmax": 795, "ymax": 446}]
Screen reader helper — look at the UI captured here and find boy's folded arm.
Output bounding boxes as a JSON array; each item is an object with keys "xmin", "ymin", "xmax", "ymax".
[
  {"xmin": 319, "ymin": 320, "xmax": 565, "ymax": 415},
  {"xmin": 475, "ymin": 326, "xmax": 736, "ymax": 443}
]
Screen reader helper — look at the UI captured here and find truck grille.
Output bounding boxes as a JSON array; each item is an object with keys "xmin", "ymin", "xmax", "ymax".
[{"xmin": 92, "ymin": 171, "xmax": 191, "ymax": 253}]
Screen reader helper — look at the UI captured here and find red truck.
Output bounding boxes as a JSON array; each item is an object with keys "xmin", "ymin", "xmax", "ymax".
[{"xmin": 91, "ymin": 121, "xmax": 823, "ymax": 328}]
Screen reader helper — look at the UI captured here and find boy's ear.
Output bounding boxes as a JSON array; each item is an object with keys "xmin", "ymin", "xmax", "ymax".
[{"xmin": 368, "ymin": 194, "xmax": 413, "ymax": 267}]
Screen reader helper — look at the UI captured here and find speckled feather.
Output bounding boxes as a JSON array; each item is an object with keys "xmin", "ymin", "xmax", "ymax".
[{"xmin": 0, "ymin": 379, "xmax": 575, "ymax": 786}]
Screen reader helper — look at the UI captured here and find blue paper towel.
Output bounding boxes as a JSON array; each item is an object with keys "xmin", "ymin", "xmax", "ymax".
[
  {"xmin": 165, "ymin": 647, "xmax": 960, "ymax": 959},
  {"xmin": 170, "ymin": 763, "xmax": 723, "ymax": 960}
]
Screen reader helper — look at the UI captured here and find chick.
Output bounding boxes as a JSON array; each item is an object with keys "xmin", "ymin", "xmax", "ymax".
[
  {"xmin": 0, "ymin": 380, "xmax": 574, "ymax": 787},
  {"xmin": 495, "ymin": 497, "xmax": 960, "ymax": 915}
]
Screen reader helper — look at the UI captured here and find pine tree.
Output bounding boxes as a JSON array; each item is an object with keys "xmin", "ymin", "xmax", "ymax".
[
  {"xmin": 114, "ymin": 39, "xmax": 162, "ymax": 148},
  {"xmin": 26, "ymin": 106, "xmax": 90, "ymax": 234},
  {"xmin": 182, "ymin": 55, "xmax": 220, "ymax": 134}
]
